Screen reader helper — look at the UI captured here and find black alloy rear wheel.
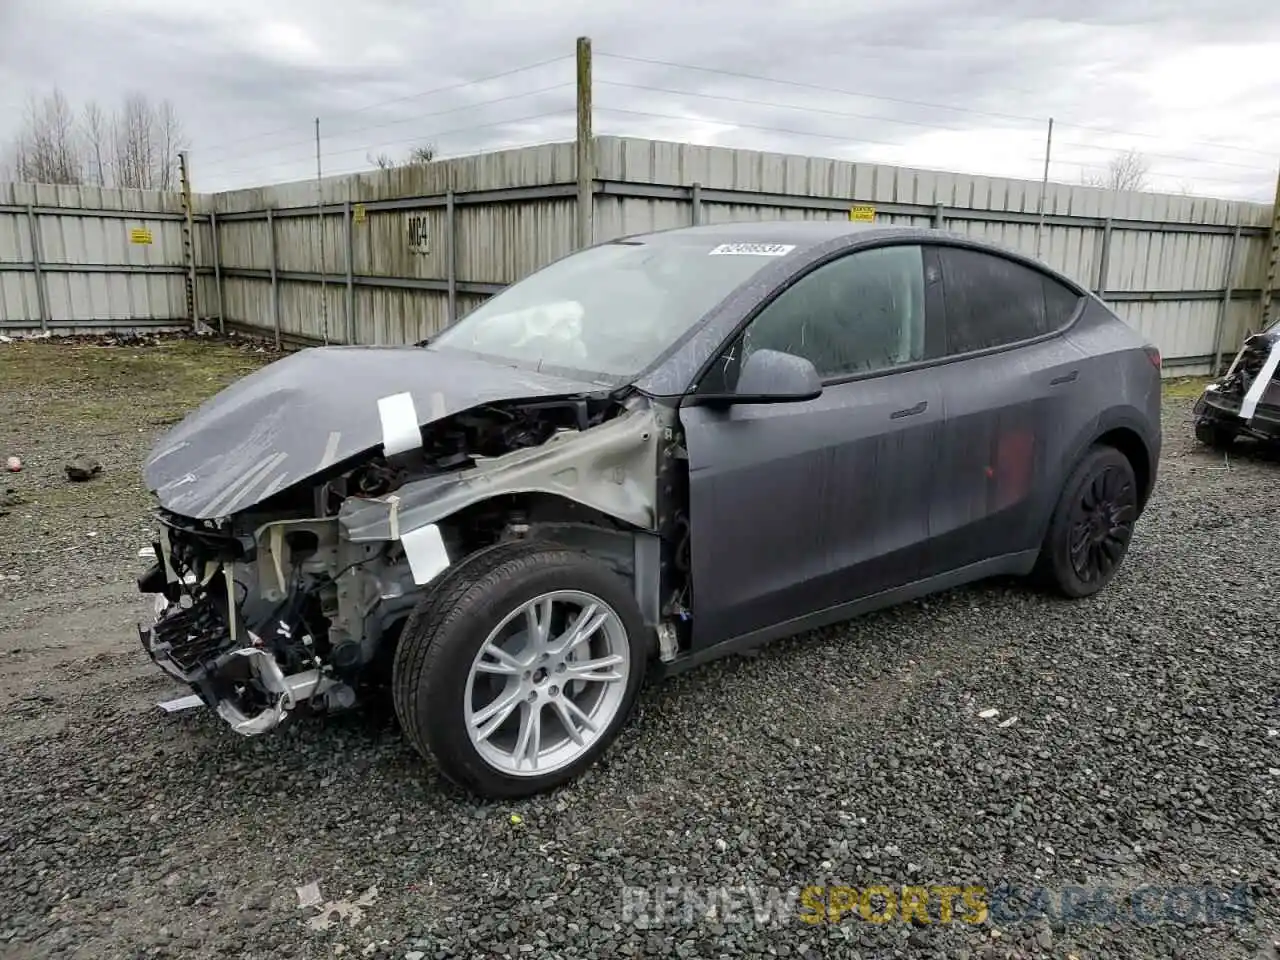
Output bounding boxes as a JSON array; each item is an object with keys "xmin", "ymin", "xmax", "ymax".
[{"xmin": 1035, "ymin": 445, "xmax": 1138, "ymax": 598}]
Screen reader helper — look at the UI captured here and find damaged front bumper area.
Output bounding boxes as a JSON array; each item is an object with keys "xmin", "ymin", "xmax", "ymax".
[
  {"xmin": 136, "ymin": 512, "xmax": 411, "ymax": 736},
  {"xmin": 1195, "ymin": 327, "xmax": 1280, "ymax": 439}
]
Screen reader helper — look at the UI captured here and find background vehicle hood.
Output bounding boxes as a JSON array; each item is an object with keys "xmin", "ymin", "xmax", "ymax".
[{"xmin": 143, "ymin": 345, "xmax": 602, "ymax": 520}]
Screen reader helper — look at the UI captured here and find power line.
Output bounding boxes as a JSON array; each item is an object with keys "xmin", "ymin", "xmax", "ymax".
[
  {"xmin": 194, "ymin": 54, "xmax": 573, "ymax": 159},
  {"xmin": 597, "ymin": 80, "xmax": 985, "ymax": 136},
  {"xmin": 202, "ymin": 110, "xmax": 575, "ymax": 183},
  {"xmin": 1038, "ymin": 155, "xmax": 1257, "ymax": 186},
  {"xmin": 596, "ymin": 105, "xmax": 1261, "ymax": 190},
  {"xmin": 1052, "ymin": 139, "xmax": 1271, "ymax": 172},
  {"xmin": 595, "ymin": 105, "xmax": 914, "ymax": 152},
  {"xmin": 200, "ymin": 83, "xmax": 574, "ymax": 171},
  {"xmin": 598, "ymin": 78, "xmax": 1272, "ymax": 174},
  {"xmin": 596, "ymin": 51, "xmax": 1279, "ymax": 160}
]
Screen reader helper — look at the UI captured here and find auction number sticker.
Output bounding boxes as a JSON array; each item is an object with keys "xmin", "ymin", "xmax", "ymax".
[{"xmin": 708, "ymin": 243, "xmax": 796, "ymax": 256}]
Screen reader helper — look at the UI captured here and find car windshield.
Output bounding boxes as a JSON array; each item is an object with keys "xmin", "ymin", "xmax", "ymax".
[{"xmin": 428, "ymin": 238, "xmax": 793, "ymax": 382}]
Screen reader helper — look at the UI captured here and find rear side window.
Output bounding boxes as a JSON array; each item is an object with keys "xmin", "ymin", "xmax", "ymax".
[{"xmin": 936, "ymin": 246, "xmax": 1082, "ymax": 354}]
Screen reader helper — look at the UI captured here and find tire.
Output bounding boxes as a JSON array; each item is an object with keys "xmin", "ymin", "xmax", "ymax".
[
  {"xmin": 392, "ymin": 539, "xmax": 648, "ymax": 798},
  {"xmin": 1194, "ymin": 418, "xmax": 1236, "ymax": 450},
  {"xmin": 1034, "ymin": 445, "xmax": 1138, "ymax": 599}
]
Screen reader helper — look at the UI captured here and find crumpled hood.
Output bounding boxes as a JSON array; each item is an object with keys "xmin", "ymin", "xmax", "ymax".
[{"xmin": 143, "ymin": 345, "xmax": 602, "ymax": 520}]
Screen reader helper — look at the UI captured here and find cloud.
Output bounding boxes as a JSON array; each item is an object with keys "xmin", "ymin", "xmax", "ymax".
[{"xmin": 1, "ymin": 0, "xmax": 1276, "ymax": 200}]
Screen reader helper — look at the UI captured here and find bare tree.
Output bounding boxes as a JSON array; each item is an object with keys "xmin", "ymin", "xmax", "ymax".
[
  {"xmin": 110, "ymin": 93, "xmax": 187, "ymax": 190},
  {"xmin": 112, "ymin": 94, "xmax": 155, "ymax": 189},
  {"xmin": 81, "ymin": 101, "xmax": 110, "ymax": 186},
  {"xmin": 7, "ymin": 88, "xmax": 83, "ymax": 185},
  {"xmin": 1083, "ymin": 148, "xmax": 1151, "ymax": 192},
  {"xmin": 155, "ymin": 99, "xmax": 184, "ymax": 191},
  {"xmin": 2, "ymin": 88, "xmax": 188, "ymax": 190},
  {"xmin": 367, "ymin": 144, "xmax": 436, "ymax": 171}
]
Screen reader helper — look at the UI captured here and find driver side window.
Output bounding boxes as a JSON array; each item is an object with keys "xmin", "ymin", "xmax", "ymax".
[{"xmin": 739, "ymin": 244, "xmax": 928, "ymax": 381}]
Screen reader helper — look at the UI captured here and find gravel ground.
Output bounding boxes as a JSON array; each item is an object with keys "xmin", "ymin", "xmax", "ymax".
[{"xmin": 1, "ymin": 338, "xmax": 1278, "ymax": 960}]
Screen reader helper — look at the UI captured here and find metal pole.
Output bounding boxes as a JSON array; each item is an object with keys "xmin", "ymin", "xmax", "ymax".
[
  {"xmin": 1262, "ymin": 163, "xmax": 1280, "ymax": 328},
  {"xmin": 1211, "ymin": 222, "xmax": 1242, "ymax": 377},
  {"xmin": 690, "ymin": 182, "xmax": 702, "ymax": 226},
  {"xmin": 343, "ymin": 198, "xmax": 354, "ymax": 344},
  {"xmin": 178, "ymin": 150, "xmax": 198, "ymax": 328},
  {"xmin": 1035, "ymin": 118, "xmax": 1054, "ymax": 260},
  {"xmin": 25, "ymin": 203, "xmax": 48, "ymax": 331},
  {"xmin": 933, "ymin": 202, "xmax": 945, "ymax": 229},
  {"xmin": 315, "ymin": 117, "xmax": 329, "ymax": 345},
  {"xmin": 210, "ymin": 209, "xmax": 225, "ymax": 335},
  {"xmin": 446, "ymin": 188, "xmax": 457, "ymax": 325},
  {"xmin": 267, "ymin": 206, "xmax": 280, "ymax": 349},
  {"xmin": 575, "ymin": 36, "xmax": 594, "ymax": 250},
  {"xmin": 1095, "ymin": 216, "xmax": 1113, "ymax": 298}
]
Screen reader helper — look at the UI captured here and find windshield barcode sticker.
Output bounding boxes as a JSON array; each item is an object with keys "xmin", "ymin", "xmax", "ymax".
[{"xmin": 708, "ymin": 243, "xmax": 796, "ymax": 257}]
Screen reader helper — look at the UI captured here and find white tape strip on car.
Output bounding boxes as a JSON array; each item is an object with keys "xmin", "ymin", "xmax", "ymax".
[
  {"xmin": 1239, "ymin": 340, "xmax": 1280, "ymax": 422},
  {"xmin": 377, "ymin": 392, "xmax": 422, "ymax": 456},
  {"xmin": 401, "ymin": 523, "xmax": 451, "ymax": 585}
]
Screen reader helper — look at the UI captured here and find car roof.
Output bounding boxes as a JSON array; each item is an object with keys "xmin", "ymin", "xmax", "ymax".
[{"xmin": 619, "ymin": 220, "xmax": 930, "ymax": 251}]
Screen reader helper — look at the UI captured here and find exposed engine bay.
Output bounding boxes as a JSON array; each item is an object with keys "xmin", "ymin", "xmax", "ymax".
[
  {"xmin": 137, "ymin": 391, "xmax": 688, "ymax": 736},
  {"xmin": 1194, "ymin": 320, "xmax": 1280, "ymax": 444}
]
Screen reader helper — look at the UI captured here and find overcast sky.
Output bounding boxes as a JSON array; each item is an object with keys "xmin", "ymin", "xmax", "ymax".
[{"xmin": 1, "ymin": 0, "xmax": 1278, "ymax": 201}]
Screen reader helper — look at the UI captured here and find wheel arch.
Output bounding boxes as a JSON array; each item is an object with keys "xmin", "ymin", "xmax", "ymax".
[
  {"xmin": 1094, "ymin": 425, "xmax": 1153, "ymax": 511},
  {"xmin": 399, "ymin": 490, "xmax": 668, "ymax": 632},
  {"xmin": 1061, "ymin": 407, "xmax": 1158, "ymax": 511},
  {"xmin": 1032, "ymin": 408, "xmax": 1158, "ymax": 550}
]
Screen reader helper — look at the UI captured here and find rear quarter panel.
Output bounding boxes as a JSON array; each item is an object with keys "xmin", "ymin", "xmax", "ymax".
[{"xmin": 1061, "ymin": 298, "xmax": 1163, "ymax": 508}]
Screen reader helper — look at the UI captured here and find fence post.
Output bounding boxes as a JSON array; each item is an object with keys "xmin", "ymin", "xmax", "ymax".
[
  {"xmin": 1211, "ymin": 222, "xmax": 1242, "ymax": 377},
  {"xmin": 178, "ymin": 151, "xmax": 198, "ymax": 329},
  {"xmin": 343, "ymin": 199, "xmax": 354, "ymax": 344},
  {"xmin": 691, "ymin": 183, "xmax": 702, "ymax": 226},
  {"xmin": 25, "ymin": 203, "xmax": 48, "ymax": 331},
  {"xmin": 1095, "ymin": 216, "xmax": 1113, "ymax": 298},
  {"xmin": 575, "ymin": 36, "xmax": 594, "ymax": 250},
  {"xmin": 210, "ymin": 210, "xmax": 225, "ymax": 335},
  {"xmin": 933, "ymin": 202, "xmax": 945, "ymax": 229},
  {"xmin": 267, "ymin": 206, "xmax": 280, "ymax": 349},
  {"xmin": 1263, "ymin": 164, "xmax": 1280, "ymax": 329},
  {"xmin": 446, "ymin": 188, "xmax": 458, "ymax": 325}
]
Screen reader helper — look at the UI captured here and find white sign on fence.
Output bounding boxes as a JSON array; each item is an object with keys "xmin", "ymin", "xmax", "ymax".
[{"xmin": 407, "ymin": 214, "xmax": 429, "ymax": 255}]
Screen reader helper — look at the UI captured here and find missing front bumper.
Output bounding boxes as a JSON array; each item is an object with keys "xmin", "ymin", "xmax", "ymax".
[
  {"xmin": 138, "ymin": 597, "xmax": 344, "ymax": 737},
  {"xmin": 1195, "ymin": 388, "xmax": 1280, "ymax": 439}
]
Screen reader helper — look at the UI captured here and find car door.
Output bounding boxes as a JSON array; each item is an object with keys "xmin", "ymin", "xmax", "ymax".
[
  {"xmin": 679, "ymin": 243, "xmax": 948, "ymax": 650},
  {"xmin": 921, "ymin": 243, "xmax": 1092, "ymax": 575}
]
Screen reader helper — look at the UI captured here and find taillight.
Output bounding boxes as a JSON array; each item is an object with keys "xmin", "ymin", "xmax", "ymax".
[{"xmin": 1143, "ymin": 345, "xmax": 1162, "ymax": 370}]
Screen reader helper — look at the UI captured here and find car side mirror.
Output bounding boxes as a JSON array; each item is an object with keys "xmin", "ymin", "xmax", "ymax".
[{"xmin": 696, "ymin": 348, "xmax": 823, "ymax": 405}]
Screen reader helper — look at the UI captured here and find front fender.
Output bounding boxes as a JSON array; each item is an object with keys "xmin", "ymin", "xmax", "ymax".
[{"xmin": 337, "ymin": 402, "xmax": 664, "ymax": 548}]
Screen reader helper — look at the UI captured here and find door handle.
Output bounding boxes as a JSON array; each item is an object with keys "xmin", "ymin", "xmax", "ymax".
[
  {"xmin": 890, "ymin": 399, "xmax": 928, "ymax": 419},
  {"xmin": 1050, "ymin": 370, "xmax": 1079, "ymax": 386}
]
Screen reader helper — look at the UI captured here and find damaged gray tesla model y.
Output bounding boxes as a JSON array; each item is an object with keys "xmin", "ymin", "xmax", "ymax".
[{"xmin": 136, "ymin": 221, "xmax": 1162, "ymax": 798}]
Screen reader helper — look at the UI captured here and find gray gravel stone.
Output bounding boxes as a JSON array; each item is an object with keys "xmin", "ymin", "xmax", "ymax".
[{"xmin": 1, "ymin": 356, "xmax": 1278, "ymax": 959}]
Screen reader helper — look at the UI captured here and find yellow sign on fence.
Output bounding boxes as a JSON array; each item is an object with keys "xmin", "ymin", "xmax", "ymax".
[
  {"xmin": 129, "ymin": 227, "xmax": 153, "ymax": 245},
  {"xmin": 849, "ymin": 205, "xmax": 876, "ymax": 223},
  {"xmin": 353, "ymin": 203, "xmax": 367, "ymax": 225}
]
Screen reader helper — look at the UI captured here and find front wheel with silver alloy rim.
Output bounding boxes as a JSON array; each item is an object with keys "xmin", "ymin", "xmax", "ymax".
[{"xmin": 391, "ymin": 540, "xmax": 649, "ymax": 798}]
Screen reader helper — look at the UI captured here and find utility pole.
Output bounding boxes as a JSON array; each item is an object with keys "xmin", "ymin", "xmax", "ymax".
[
  {"xmin": 1035, "ymin": 118, "xmax": 1054, "ymax": 260},
  {"xmin": 178, "ymin": 151, "xmax": 198, "ymax": 330},
  {"xmin": 315, "ymin": 117, "xmax": 330, "ymax": 344},
  {"xmin": 575, "ymin": 36, "xmax": 594, "ymax": 250},
  {"xmin": 1262, "ymin": 163, "xmax": 1280, "ymax": 330}
]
